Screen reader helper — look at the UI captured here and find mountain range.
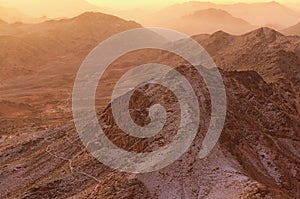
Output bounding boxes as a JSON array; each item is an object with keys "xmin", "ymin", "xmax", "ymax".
[
  {"xmin": 0, "ymin": 12, "xmax": 141, "ymax": 80},
  {"xmin": 0, "ymin": 6, "xmax": 31, "ymax": 23},
  {"xmin": 0, "ymin": 11, "xmax": 299, "ymax": 199},
  {"xmin": 0, "ymin": 0, "xmax": 103, "ymax": 20},
  {"xmin": 159, "ymin": 8, "xmax": 256, "ymax": 35},
  {"xmin": 1, "ymin": 1, "xmax": 300, "ymax": 35},
  {"xmin": 117, "ymin": 1, "xmax": 300, "ymax": 34},
  {"xmin": 153, "ymin": 1, "xmax": 300, "ymax": 28}
]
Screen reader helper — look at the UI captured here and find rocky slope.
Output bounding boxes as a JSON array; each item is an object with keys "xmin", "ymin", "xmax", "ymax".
[
  {"xmin": 193, "ymin": 27, "xmax": 300, "ymax": 83},
  {"xmin": 0, "ymin": 12, "xmax": 141, "ymax": 80},
  {"xmin": 0, "ymin": 14, "xmax": 299, "ymax": 198},
  {"xmin": 0, "ymin": 64, "xmax": 299, "ymax": 198},
  {"xmin": 0, "ymin": 12, "xmax": 142, "ymax": 143}
]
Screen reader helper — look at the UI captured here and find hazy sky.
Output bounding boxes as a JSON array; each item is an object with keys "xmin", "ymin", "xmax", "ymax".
[
  {"xmin": 1, "ymin": 0, "xmax": 300, "ymax": 9},
  {"xmin": 0, "ymin": 0, "xmax": 299, "ymax": 18},
  {"xmin": 86, "ymin": 0, "xmax": 300, "ymax": 9}
]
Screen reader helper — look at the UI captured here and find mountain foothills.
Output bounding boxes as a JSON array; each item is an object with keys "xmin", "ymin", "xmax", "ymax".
[{"xmin": 0, "ymin": 11, "xmax": 299, "ymax": 199}]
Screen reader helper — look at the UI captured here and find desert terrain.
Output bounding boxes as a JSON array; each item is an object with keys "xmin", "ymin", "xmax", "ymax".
[{"xmin": 0, "ymin": 1, "xmax": 300, "ymax": 198}]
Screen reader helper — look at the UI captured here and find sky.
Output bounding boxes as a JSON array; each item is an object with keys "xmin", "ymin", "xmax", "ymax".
[
  {"xmin": 0, "ymin": 0, "xmax": 299, "ymax": 18},
  {"xmin": 1, "ymin": 0, "xmax": 300, "ymax": 9},
  {"xmin": 86, "ymin": 0, "xmax": 300, "ymax": 9}
]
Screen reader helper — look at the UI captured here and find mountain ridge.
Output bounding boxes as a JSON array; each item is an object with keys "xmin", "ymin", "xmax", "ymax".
[
  {"xmin": 0, "ymin": 11, "xmax": 142, "ymax": 80},
  {"xmin": 192, "ymin": 27, "xmax": 300, "ymax": 83},
  {"xmin": 157, "ymin": 8, "xmax": 256, "ymax": 35},
  {"xmin": 138, "ymin": 1, "xmax": 300, "ymax": 29},
  {"xmin": 0, "ymin": 11, "xmax": 299, "ymax": 198},
  {"xmin": 281, "ymin": 22, "xmax": 300, "ymax": 36}
]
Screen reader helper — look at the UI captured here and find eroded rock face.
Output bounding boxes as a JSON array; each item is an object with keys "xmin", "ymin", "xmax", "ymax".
[
  {"xmin": 193, "ymin": 27, "xmax": 300, "ymax": 83},
  {"xmin": 99, "ymin": 66, "xmax": 300, "ymax": 198},
  {"xmin": 1, "ymin": 64, "xmax": 299, "ymax": 199},
  {"xmin": 0, "ymin": 27, "xmax": 299, "ymax": 199}
]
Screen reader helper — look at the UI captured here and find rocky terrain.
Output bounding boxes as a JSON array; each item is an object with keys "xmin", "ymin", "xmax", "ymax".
[
  {"xmin": 0, "ymin": 12, "xmax": 141, "ymax": 79},
  {"xmin": 0, "ymin": 12, "xmax": 141, "ymax": 138},
  {"xmin": 0, "ymin": 12, "xmax": 299, "ymax": 199}
]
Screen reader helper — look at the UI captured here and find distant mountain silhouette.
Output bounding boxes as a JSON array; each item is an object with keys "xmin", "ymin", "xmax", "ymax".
[
  {"xmin": 0, "ymin": 6, "xmax": 31, "ymax": 23},
  {"xmin": 0, "ymin": 12, "xmax": 141, "ymax": 79},
  {"xmin": 281, "ymin": 22, "xmax": 300, "ymax": 35},
  {"xmin": 138, "ymin": 1, "xmax": 300, "ymax": 30},
  {"xmin": 0, "ymin": 0, "xmax": 105, "ymax": 19},
  {"xmin": 161, "ymin": 8, "xmax": 256, "ymax": 35},
  {"xmin": 221, "ymin": 1, "xmax": 300, "ymax": 28}
]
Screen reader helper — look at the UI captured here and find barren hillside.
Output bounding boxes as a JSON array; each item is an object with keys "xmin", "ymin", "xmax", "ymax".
[{"xmin": 0, "ymin": 13, "xmax": 299, "ymax": 198}]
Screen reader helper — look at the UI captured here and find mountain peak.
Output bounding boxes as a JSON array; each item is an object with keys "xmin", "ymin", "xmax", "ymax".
[
  {"xmin": 266, "ymin": 1, "xmax": 281, "ymax": 5},
  {"xmin": 74, "ymin": 11, "xmax": 110, "ymax": 19},
  {"xmin": 191, "ymin": 8, "xmax": 231, "ymax": 17},
  {"xmin": 72, "ymin": 11, "xmax": 124, "ymax": 22},
  {"xmin": 69, "ymin": 12, "xmax": 141, "ymax": 29},
  {"xmin": 211, "ymin": 30, "xmax": 231, "ymax": 37},
  {"xmin": 245, "ymin": 27, "xmax": 283, "ymax": 38}
]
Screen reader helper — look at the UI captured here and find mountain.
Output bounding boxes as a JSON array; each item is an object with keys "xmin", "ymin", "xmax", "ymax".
[
  {"xmin": 193, "ymin": 27, "xmax": 300, "ymax": 83},
  {"xmin": 139, "ymin": 1, "xmax": 300, "ymax": 30},
  {"xmin": 161, "ymin": 8, "xmax": 256, "ymax": 35},
  {"xmin": 0, "ymin": 67, "xmax": 300, "ymax": 199},
  {"xmin": 0, "ymin": 12, "xmax": 141, "ymax": 80},
  {"xmin": 220, "ymin": 1, "xmax": 300, "ymax": 28},
  {"xmin": 0, "ymin": 19, "xmax": 24, "ymax": 35},
  {"xmin": 0, "ymin": 25, "xmax": 300, "ymax": 199},
  {"xmin": 281, "ymin": 22, "xmax": 300, "ymax": 35},
  {"xmin": 0, "ymin": 6, "xmax": 31, "ymax": 23},
  {"xmin": 0, "ymin": 12, "xmax": 299, "ymax": 198},
  {"xmin": 1, "ymin": 45, "xmax": 299, "ymax": 198},
  {"xmin": 0, "ymin": 0, "xmax": 105, "ymax": 19}
]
